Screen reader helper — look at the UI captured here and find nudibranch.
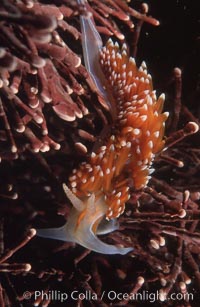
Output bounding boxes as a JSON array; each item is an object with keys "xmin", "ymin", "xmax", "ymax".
[{"xmin": 37, "ymin": 3, "xmax": 168, "ymax": 255}]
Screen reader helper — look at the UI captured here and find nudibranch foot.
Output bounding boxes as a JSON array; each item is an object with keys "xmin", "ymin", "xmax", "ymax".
[{"xmin": 37, "ymin": 184, "xmax": 133, "ymax": 255}]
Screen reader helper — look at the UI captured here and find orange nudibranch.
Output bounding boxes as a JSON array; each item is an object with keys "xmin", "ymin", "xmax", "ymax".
[
  {"xmin": 68, "ymin": 39, "xmax": 168, "ymax": 220},
  {"xmin": 37, "ymin": 38, "xmax": 168, "ymax": 255}
]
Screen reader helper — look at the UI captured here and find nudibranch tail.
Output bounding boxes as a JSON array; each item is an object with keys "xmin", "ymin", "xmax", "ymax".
[
  {"xmin": 78, "ymin": 0, "xmax": 111, "ymax": 109},
  {"xmin": 37, "ymin": 185, "xmax": 133, "ymax": 255}
]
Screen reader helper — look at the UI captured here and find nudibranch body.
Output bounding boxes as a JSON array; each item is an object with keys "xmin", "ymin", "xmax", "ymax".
[
  {"xmin": 37, "ymin": 3, "xmax": 168, "ymax": 255},
  {"xmin": 68, "ymin": 39, "xmax": 168, "ymax": 220},
  {"xmin": 63, "ymin": 41, "xmax": 168, "ymax": 254},
  {"xmin": 37, "ymin": 41, "xmax": 168, "ymax": 254}
]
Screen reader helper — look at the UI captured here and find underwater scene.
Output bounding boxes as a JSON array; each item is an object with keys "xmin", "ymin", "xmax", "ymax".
[{"xmin": 0, "ymin": 0, "xmax": 199, "ymax": 306}]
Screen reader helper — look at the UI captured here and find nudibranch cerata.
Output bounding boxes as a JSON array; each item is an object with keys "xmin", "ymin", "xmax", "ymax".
[{"xmin": 37, "ymin": 4, "xmax": 168, "ymax": 255}]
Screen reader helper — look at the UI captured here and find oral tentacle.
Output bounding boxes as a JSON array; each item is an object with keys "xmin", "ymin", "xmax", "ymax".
[
  {"xmin": 63, "ymin": 183, "xmax": 85, "ymax": 212},
  {"xmin": 36, "ymin": 225, "xmax": 69, "ymax": 242}
]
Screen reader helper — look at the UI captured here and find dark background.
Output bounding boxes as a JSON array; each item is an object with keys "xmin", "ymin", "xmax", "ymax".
[{"xmin": 138, "ymin": 0, "xmax": 199, "ymax": 104}]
